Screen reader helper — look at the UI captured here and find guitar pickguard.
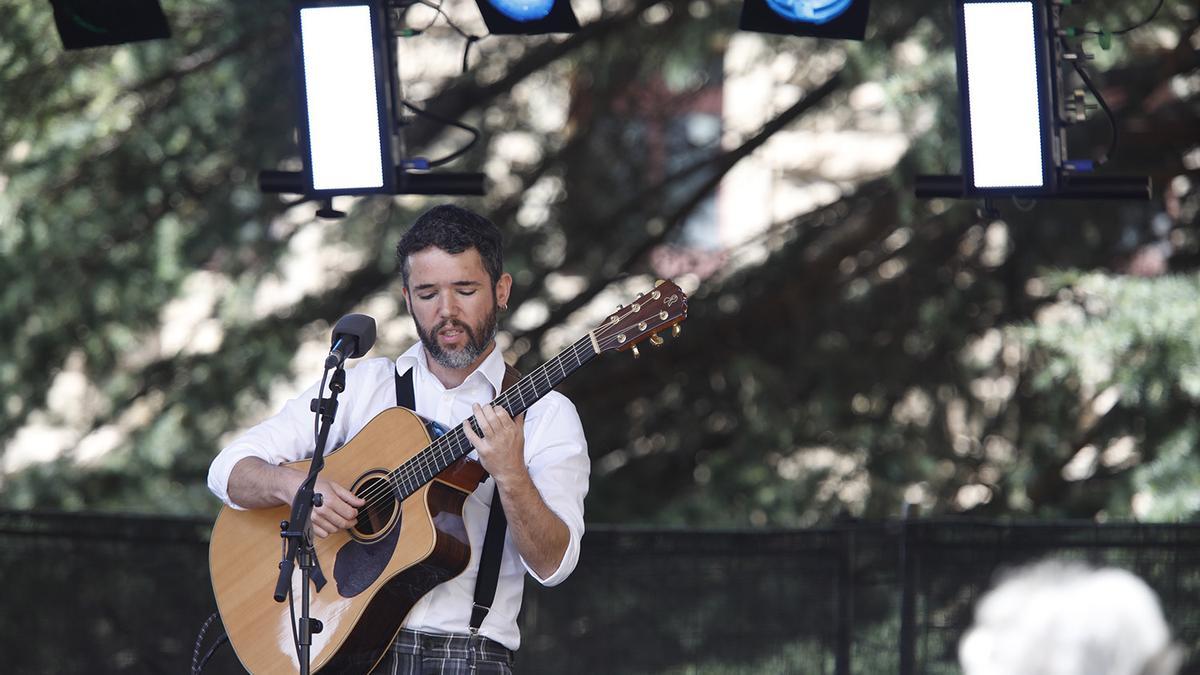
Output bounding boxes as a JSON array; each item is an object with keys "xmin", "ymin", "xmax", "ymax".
[
  {"xmin": 330, "ymin": 417, "xmax": 454, "ymax": 599},
  {"xmin": 333, "ymin": 517, "xmax": 403, "ymax": 598}
]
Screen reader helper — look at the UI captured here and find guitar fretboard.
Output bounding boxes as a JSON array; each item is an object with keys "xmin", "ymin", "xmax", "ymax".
[{"xmin": 388, "ymin": 335, "xmax": 597, "ymax": 499}]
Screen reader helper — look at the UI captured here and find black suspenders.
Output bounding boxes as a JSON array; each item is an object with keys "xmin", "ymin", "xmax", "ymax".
[
  {"xmin": 393, "ymin": 366, "xmax": 509, "ymax": 634},
  {"xmin": 394, "ymin": 366, "xmax": 416, "ymax": 410}
]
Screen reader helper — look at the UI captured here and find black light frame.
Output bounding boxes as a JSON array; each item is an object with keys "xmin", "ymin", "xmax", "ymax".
[
  {"xmin": 954, "ymin": 0, "xmax": 1059, "ymax": 197},
  {"xmin": 290, "ymin": 0, "xmax": 396, "ymax": 197},
  {"xmin": 50, "ymin": 0, "xmax": 171, "ymax": 50}
]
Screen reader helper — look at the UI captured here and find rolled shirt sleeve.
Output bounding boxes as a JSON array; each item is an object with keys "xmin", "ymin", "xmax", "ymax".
[
  {"xmin": 207, "ymin": 361, "xmax": 393, "ymax": 509},
  {"xmin": 207, "ymin": 378, "xmax": 324, "ymax": 509},
  {"xmin": 518, "ymin": 391, "xmax": 590, "ymax": 586}
]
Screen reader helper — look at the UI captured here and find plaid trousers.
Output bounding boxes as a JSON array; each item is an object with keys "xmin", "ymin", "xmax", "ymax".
[{"xmin": 349, "ymin": 628, "xmax": 515, "ymax": 675}]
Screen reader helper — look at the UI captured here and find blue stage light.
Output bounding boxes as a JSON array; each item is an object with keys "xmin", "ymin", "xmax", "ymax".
[
  {"xmin": 739, "ymin": 0, "xmax": 869, "ymax": 40},
  {"xmin": 474, "ymin": 0, "xmax": 578, "ymax": 34},
  {"xmin": 764, "ymin": 0, "xmax": 854, "ymax": 25},
  {"xmin": 486, "ymin": 0, "xmax": 556, "ymax": 22}
]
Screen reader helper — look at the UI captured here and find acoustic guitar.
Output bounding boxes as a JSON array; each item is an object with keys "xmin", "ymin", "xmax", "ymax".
[{"xmin": 209, "ymin": 280, "xmax": 687, "ymax": 673}]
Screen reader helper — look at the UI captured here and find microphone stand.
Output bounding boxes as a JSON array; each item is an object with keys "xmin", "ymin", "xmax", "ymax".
[{"xmin": 273, "ymin": 364, "xmax": 346, "ymax": 675}]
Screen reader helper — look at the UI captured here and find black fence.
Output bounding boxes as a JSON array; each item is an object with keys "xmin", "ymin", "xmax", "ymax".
[{"xmin": 1, "ymin": 510, "xmax": 1197, "ymax": 674}]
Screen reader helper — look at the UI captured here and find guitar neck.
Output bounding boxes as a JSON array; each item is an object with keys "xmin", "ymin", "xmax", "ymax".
[{"xmin": 391, "ymin": 334, "xmax": 599, "ymax": 497}]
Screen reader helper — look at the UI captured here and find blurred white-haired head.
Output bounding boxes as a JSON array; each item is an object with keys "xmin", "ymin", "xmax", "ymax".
[{"xmin": 959, "ymin": 559, "xmax": 1182, "ymax": 675}]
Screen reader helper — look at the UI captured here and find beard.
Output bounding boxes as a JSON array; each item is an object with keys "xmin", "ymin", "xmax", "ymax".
[{"xmin": 414, "ymin": 301, "xmax": 498, "ymax": 371}]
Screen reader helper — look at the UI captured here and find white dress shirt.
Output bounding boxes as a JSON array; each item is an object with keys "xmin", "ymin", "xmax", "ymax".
[{"xmin": 207, "ymin": 341, "xmax": 590, "ymax": 651}]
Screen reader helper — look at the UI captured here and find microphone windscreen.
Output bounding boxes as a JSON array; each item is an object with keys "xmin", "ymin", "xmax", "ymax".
[{"xmin": 331, "ymin": 314, "xmax": 377, "ymax": 358}]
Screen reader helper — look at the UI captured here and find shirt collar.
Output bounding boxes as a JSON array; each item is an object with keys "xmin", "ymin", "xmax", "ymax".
[{"xmin": 396, "ymin": 340, "xmax": 506, "ymax": 396}]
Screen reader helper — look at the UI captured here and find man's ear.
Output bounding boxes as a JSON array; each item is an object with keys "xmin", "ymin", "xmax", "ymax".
[
  {"xmin": 495, "ymin": 272, "xmax": 513, "ymax": 309},
  {"xmin": 400, "ymin": 285, "xmax": 410, "ymax": 312}
]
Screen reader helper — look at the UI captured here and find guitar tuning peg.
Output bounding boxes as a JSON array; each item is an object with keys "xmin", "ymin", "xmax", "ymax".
[
  {"xmin": 631, "ymin": 345, "xmax": 640, "ymax": 359},
  {"xmin": 649, "ymin": 334, "xmax": 664, "ymax": 347},
  {"xmin": 672, "ymin": 325, "xmax": 681, "ymax": 338}
]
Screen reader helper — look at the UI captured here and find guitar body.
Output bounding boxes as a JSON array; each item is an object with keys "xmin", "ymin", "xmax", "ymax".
[{"xmin": 209, "ymin": 406, "xmax": 488, "ymax": 674}]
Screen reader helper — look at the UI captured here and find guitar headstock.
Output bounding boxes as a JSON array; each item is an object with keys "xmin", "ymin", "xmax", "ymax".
[{"xmin": 591, "ymin": 279, "xmax": 688, "ymax": 357}]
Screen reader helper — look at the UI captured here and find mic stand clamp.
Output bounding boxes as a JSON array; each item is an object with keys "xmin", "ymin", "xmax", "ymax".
[{"xmin": 273, "ymin": 365, "xmax": 346, "ymax": 675}]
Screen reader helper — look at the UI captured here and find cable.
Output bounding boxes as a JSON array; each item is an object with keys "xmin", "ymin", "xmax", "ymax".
[
  {"xmin": 1067, "ymin": 58, "xmax": 1118, "ymax": 165},
  {"xmin": 1061, "ymin": 0, "xmax": 1168, "ymax": 49},
  {"xmin": 191, "ymin": 612, "xmax": 216, "ymax": 674},
  {"xmin": 387, "ymin": 0, "xmax": 486, "ymax": 168},
  {"xmin": 313, "ymin": 366, "xmax": 331, "ymax": 449},
  {"xmin": 414, "ymin": 0, "xmax": 488, "ymax": 74},
  {"xmin": 401, "ymin": 100, "xmax": 482, "ymax": 167},
  {"xmin": 414, "ymin": 0, "xmax": 476, "ymax": 40},
  {"xmin": 415, "ymin": 3, "xmax": 442, "ymax": 34},
  {"xmin": 289, "ymin": 578, "xmax": 303, "ymax": 666},
  {"xmin": 1058, "ymin": 35, "xmax": 1119, "ymax": 165},
  {"xmin": 462, "ymin": 34, "xmax": 481, "ymax": 74},
  {"xmin": 190, "ymin": 612, "xmax": 229, "ymax": 674},
  {"xmin": 1085, "ymin": 0, "xmax": 1166, "ymax": 36},
  {"xmin": 196, "ymin": 634, "xmax": 230, "ymax": 673}
]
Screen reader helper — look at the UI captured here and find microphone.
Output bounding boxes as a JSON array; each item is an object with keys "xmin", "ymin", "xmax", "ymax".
[{"xmin": 324, "ymin": 314, "xmax": 377, "ymax": 369}]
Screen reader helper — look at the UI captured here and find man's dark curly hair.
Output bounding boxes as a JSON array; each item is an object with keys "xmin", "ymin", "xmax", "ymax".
[{"xmin": 395, "ymin": 204, "xmax": 504, "ymax": 288}]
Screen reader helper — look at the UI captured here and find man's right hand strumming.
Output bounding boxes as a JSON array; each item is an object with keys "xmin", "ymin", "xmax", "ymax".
[{"xmin": 226, "ymin": 457, "xmax": 366, "ymax": 538}]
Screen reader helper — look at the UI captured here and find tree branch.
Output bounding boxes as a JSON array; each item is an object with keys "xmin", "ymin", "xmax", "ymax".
[{"xmin": 511, "ymin": 71, "xmax": 846, "ymax": 353}]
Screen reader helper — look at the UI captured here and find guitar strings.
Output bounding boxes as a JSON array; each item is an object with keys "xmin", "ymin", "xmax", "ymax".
[
  {"xmin": 348, "ymin": 335, "xmax": 595, "ymax": 523},
  {"xmin": 384, "ymin": 339, "xmax": 582, "ymax": 498},
  {"xmin": 347, "ymin": 299, "xmax": 677, "ymax": 527},
  {"xmin": 349, "ymin": 334, "xmax": 593, "ymax": 523},
  {"xmin": 349, "ymin": 337, "xmax": 590, "ymax": 526},
  {"xmin": 355, "ymin": 335, "xmax": 590, "ymax": 514}
]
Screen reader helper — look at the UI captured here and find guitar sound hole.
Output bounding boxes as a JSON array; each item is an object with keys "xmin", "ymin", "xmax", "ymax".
[{"xmin": 353, "ymin": 475, "xmax": 398, "ymax": 538}]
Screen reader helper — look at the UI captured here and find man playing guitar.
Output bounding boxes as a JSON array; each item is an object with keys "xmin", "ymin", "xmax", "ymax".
[{"xmin": 208, "ymin": 204, "xmax": 590, "ymax": 673}]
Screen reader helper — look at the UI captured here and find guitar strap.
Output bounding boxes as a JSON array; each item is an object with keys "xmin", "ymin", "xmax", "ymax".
[{"xmin": 393, "ymin": 361, "xmax": 521, "ymax": 635}]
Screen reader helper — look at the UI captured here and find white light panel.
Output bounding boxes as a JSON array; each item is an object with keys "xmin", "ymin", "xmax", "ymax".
[
  {"xmin": 299, "ymin": 5, "xmax": 387, "ymax": 192},
  {"xmin": 962, "ymin": 1, "xmax": 1045, "ymax": 189}
]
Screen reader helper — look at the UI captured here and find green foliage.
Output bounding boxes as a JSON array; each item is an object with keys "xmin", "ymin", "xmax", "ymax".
[
  {"xmin": 1015, "ymin": 272, "xmax": 1200, "ymax": 520},
  {"xmin": 1020, "ymin": 272, "xmax": 1200, "ymax": 401}
]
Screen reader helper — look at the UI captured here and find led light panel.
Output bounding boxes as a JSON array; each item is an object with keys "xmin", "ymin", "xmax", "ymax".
[
  {"xmin": 960, "ymin": 1, "xmax": 1049, "ymax": 190},
  {"xmin": 296, "ymin": 3, "xmax": 392, "ymax": 194}
]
